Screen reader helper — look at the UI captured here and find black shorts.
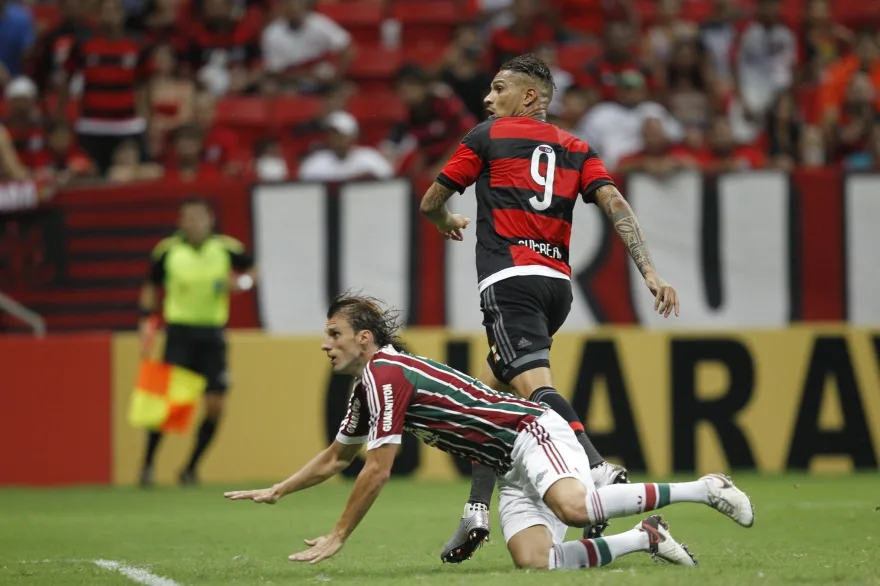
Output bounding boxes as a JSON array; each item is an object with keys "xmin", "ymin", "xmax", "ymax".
[
  {"xmin": 163, "ymin": 324, "xmax": 229, "ymax": 393},
  {"xmin": 480, "ymin": 275, "xmax": 573, "ymax": 385}
]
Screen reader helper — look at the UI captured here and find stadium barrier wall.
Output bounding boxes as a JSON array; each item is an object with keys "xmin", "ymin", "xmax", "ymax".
[
  {"xmin": 254, "ymin": 170, "xmax": 880, "ymax": 333},
  {"xmin": 110, "ymin": 327, "xmax": 880, "ymax": 486},
  {"xmin": 0, "ymin": 333, "xmax": 112, "ymax": 486}
]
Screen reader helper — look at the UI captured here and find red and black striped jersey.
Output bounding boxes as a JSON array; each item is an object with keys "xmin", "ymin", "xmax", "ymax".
[
  {"xmin": 336, "ymin": 346, "xmax": 547, "ymax": 474},
  {"xmin": 66, "ymin": 34, "xmax": 149, "ymax": 123},
  {"xmin": 185, "ymin": 20, "xmax": 261, "ymax": 72},
  {"xmin": 437, "ymin": 116, "xmax": 615, "ymax": 291},
  {"xmin": 4, "ymin": 121, "xmax": 46, "ymax": 170}
]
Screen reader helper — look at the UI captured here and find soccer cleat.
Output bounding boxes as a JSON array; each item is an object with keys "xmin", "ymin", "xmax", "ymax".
[
  {"xmin": 584, "ymin": 462, "xmax": 630, "ymax": 539},
  {"xmin": 178, "ymin": 469, "xmax": 198, "ymax": 487},
  {"xmin": 138, "ymin": 467, "xmax": 154, "ymax": 489},
  {"xmin": 637, "ymin": 514, "xmax": 697, "ymax": 566},
  {"xmin": 703, "ymin": 473, "xmax": 755, "ymax": 527},
  {"xmin": 440, "ymin": 503, "xmax": 490, "ymax": 564}
]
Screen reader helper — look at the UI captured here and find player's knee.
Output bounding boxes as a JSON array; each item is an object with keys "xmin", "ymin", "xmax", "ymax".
[
  {"xmin": 544, "ymin": 479, "xmax": 588, "ymax": 527},
  {"xmin": 509, "ymin": 547, "xmax": 550, "ymax": 570}
]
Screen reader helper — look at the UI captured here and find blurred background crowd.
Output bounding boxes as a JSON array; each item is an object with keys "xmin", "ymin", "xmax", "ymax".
[{"xmin": 0, "ymin": 0, "xmax": 878, "ymax": 190}]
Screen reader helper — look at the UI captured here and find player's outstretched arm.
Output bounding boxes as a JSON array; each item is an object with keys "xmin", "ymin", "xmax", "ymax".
[
  {"xmin": 223, "ymin": 441, "xmax": 362, "ymax": 504},
  {"xmin": 289, "ymin": 444, "xmax": 397, "ymax": 564},
  {"xmin": 593, "ymin": 184, "xmax": 680, "ymax": 318},
  {"xmin": 420, "ymin": 182, "xmax": 471, "ymax": 241}
]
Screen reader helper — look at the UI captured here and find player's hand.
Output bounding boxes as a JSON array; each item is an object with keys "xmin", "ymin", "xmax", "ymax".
[
  {"xmin": 289, "ymin": 531, "xmax": 345, "ymax": 565},
  {"xmin": 223, "ymin": 487, "xmax": 280, "ymax": 504},
  {"xmin": 438, "ymin": 213, "xmax": 471, "ymax": 241},
  {"xmin": 644, "ymin": 273, "xmax": 679, "ymax": 318}
]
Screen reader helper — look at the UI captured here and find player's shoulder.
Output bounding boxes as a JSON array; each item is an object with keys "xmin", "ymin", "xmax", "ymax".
[
  {"xmin": 461, "ymin": 116, "xmax": 499, "ymax": 143},
  {"xmin": 151, "ymin": 235, "xmax": 181, "ymax": 259},
  {"xmin": 214, "ymin": 234, "xmax": 245, "ymax": 253}
]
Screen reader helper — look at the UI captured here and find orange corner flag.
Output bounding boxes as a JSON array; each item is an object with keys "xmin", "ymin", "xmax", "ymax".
[{"xmin": 127, "ymin": 360, "xmax": 206, "ymax": 434}]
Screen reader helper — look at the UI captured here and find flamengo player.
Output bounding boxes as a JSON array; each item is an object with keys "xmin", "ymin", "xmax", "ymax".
[
  {"xmin": 224, "ymin": 294, "xmax": 753, "ymax": 569},
  {"xmin": 420, "ymin": 54, "xmax": 681, "ymax": 562}
]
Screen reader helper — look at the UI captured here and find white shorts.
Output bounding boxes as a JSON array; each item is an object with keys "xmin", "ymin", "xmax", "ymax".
[{"xmin": 498, "ymin": 411, "xmax": 595, "ymax": 544}]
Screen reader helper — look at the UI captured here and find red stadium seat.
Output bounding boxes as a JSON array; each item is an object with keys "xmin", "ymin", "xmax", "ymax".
[
  {"xmin": 831, "ymin": 1, "xmax": 880, "ymax": 28},
  {"xmin": 315, "ymin": 1, "xmax": 385, "ymax": 44},
  {"xmin": 681, "ymin": 0, "xmax": 714, "ymax": 23},
  {"xmin": 271, "ymin": 96, "xmax": 323, "ymax": 127},
  {"xmin": 557, "ymin": 43, "xmax": 603, "ymax": 74},
  {"xmin": 348, "ymin": 91, "xmax": 407, "ymax": 123},
  {"xmin": 400, "ymin": 44, "xmax": 448, "ymax": 69},
  {"xmin": 215, "ymin": 97, "xmax": 270, "ymax": 128},
  {"xmin": 391, "ymin": 2, "xmax": 462, "ymax": 47},
  {"xmin": 349, "ymin": 45, "xmax": 403, "ymax": 85}
]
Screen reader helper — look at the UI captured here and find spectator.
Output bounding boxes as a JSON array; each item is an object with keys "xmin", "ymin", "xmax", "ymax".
[
  {"xmin": 824, "ymin": 72, "xmax": 878, "ymax": 162},
  {"xmin": 41, "ymin": 120, "xmax": 98, "ymax": 184},
  {"xmin": 187, "ymin": 0, "xmax": 262, "ymax": 96},
  {"xmin": 191, "ymin": 90, "xmax": 245, "ymax": 175},
  {"xmin": 387, "ymin": 64, "xmax": 476, "ymax": 176},
  {"xmin": 261, "ymin": 0, "xmax": 354, "ymax": 94},
  {"xmin": 486, "ymin": 0, "xmax": 556, "ymax": 71},
  {"xmin": 0, "ymin": 0, "xmax": 36, "ymax": 81},
  {"xmin": 298, "ymin": 111, "xmax": 394, "ymax": 182},
  {"xmin": 3, "ymin": 77, "xmax": 45, "ymax": 172},
  {"xmin": 662, "ymin": 38, "xmax": 713, "ymax": 129},
  {"xmin": 698, "ymin": 0, "xmax": 742, "ymax": 96},
  {"xmin": 578, "ymin": 20, "xmax": 655, "ymax": 103},
  {"xmin": 143, "ymin": 0, "xmax": 183, "ymax": 46},
  {"xmin": 578, "ymin": 69, "xmax": 683, "ymax": 170},
  {"xmin": 799, "ymin": 124, "xmax": 826, "ymax": 168},
  {"xmin": 766, "ymin": 90, "xmax": 802, "ymax": 171},
  {"xmin": 818, "ymin": 30, "xmax": 880, "ymax": 121},
  {"xmin": 254, "ymin": 138, "xmax": 289, "ymax": 182},
  {"xmin": 0, "ymin": 124, "xmax": 28, "ymax": 180},
  {"xmin": 643, "ymin": 0, "xmax": 697, "ymax": 71},
  {"xmin": 164, "ymin": 124, "xmax": 222, "ymax": 182},
  {"xmin": 844, "ymin": 121, "xmax": 880, "ymax": 171},
  {"xmin": 108, "ymin": 138, "xmax": 163, "ymax": 182},
  {"xmin": 441, "ymin": 24, "xmax": 494, "ymax": 121},
  {"xmin": 150, "ymin": 43, "xmax": 196, "ymax": 140},
  {"xmin": 60, "ymin": 0, "xmax": 151, "ymax": 176},
  {"xmin": 800, "ymin": 0, "xmax": 853, "ymax": 84},
  {"xmin": 617, "ymin": 117, "xmax": 697, "ymax": 177},
  {"xmin": 534, "ymin": 44, "xmax": 574, "ymax": 119},
  {"xmin": 696, "ymin": 116, "xmax": 766, "ymax": 172},
  {"xmin": 547, "ymin": 85, "xmax": 596, "ymax": 133},
  {"xmin": 733, "ymin": 0, "xmax": 797, "ymax": 122},
  {"xmin": 32, "ymin": 0, "xmax": 91, "ymax": 93}
]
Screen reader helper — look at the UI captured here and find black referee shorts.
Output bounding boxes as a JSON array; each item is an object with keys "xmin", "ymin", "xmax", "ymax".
[
  {"xmin": 481, "ymin": 275, "xmax": 573, "ymax": 385},
  {"xmin": 163, "ymin": 324, "xmax": 229, "ymax": 393}
]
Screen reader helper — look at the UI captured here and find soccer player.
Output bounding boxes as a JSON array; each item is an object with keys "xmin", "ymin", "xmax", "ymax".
[
  {"xmin": 419, "ymin": 53, "xmax": 681, "ymax": 561},
  {"xmin": 138, "ymin": 199, "xmax": 257, "ymax": 487},
  {"xmin": 224, "ymin": 294, "xmax": 754, "ymax": 569}
]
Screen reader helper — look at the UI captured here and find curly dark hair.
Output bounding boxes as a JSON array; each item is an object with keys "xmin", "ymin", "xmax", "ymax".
[
  {"xmin": 327, "ymin": 291, "xmax": 402, "ymax": 349},
  {"xmin": 499, "ymin": 53, "xmax": 557, "ymax": 99}
]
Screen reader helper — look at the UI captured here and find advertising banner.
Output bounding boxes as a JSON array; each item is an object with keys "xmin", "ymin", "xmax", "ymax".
[{"xmin": 110, "ymin": 328, "xmax": 880, "ymax": 485}]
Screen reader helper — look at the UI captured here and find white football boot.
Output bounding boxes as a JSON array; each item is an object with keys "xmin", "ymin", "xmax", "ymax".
[
  {"xmin": 637, "ymin": 514, "xmax": 697, "ymax": 566},
  {"xmin": 703, "ymin": 473, "xmax": 755, "ymax": 527}
]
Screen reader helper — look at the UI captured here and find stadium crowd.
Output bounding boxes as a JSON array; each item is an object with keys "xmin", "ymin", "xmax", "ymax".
[{"xmin": 0, "ymin": 0, "xmax": 878, "ymax": 190}]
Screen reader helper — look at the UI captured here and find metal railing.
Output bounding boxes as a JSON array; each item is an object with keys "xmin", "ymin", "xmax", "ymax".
[{"xmin": 0, "ymin": 291, "xmax": 46, "ymax": 337}]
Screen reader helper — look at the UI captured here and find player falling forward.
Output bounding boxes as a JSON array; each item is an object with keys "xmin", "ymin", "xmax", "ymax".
[
  {"xmin": 225, "ymin": 294, "xmax": 754, "ymax": 569},
  {"xmin": 420, "ymin": 53, "xmax": 680, "ymax": 561}
]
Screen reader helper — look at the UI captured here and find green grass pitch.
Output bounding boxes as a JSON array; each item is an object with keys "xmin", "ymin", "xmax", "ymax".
[{"xmin": 2, "ymin": 474, "xmax": 879, "ymax": 585}]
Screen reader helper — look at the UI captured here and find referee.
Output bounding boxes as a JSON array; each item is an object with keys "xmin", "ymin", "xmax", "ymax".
[{"xmin": 138, "ymin": 198, "xmax": 257, "ymax": 487}]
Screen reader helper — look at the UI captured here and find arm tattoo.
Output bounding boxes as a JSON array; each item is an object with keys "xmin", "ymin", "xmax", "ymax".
[
  {"xmin": 594, "ymin": 185, "xmax": 656, "ymax": 278},
  {"xmin": 420, "ymin": 182, "xmax": 456, "ymax": 224}
]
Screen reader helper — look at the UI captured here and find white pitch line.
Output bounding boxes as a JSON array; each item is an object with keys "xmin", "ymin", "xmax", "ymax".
[{"xmin": 93, "ymin": 559, "xmax": 182, "ymax": 586}]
